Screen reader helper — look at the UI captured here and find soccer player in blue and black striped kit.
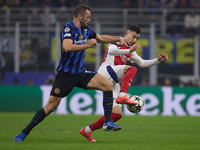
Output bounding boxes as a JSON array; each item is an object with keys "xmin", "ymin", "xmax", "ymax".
[{"xmin": 14, "ymin": 4, "xmax": 125, "ymax": 142}]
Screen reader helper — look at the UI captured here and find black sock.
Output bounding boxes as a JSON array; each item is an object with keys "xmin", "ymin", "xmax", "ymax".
[
  {"xmin": 22, "ymin": 108, "xmax": 47, "ymax": 135},
  {"xmin": 103, "ymin": 91, "xmax": 113, "ymax": 123}
]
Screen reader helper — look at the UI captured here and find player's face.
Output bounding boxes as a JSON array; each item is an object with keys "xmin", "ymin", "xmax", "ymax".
[
  {"xmin": 125, "ymin": 31, "xmax": 140, "ymax": 46},
  {"xmin": 80, "ymin": 10, "xmax": 91, "ymax": 27}
]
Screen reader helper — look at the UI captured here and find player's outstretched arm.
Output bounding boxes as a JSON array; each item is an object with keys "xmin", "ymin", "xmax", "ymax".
[
  {"xmin": 157, "ymin": 52, "xmax": 168, "ymax": 62},
  {"xmin": 96, "ymin": 34, "xmax": 124, "ymax": 45},
  {"xmin": 108, "ymin": 44, "xmax": 141, "ymax": 56},
  {"xmin": 130, "ymin": 51, "xmax": 168, "ymax": 68},
  {"xmin": 63, "ymin": 39, "xmax": 97, "ymax": 52}
]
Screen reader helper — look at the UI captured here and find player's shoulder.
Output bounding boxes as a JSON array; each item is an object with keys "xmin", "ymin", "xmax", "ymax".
[
  {"xmin": 109, "ymin": 43, "xmax": 118, "ymax": 47},
  {"xmin": 108, "ymin": 43, "xmax": 117, "ymax": 48},
  {"xmin": 63, "ymin": 22, "xmax": 74, "ymax": 32},
  {"xmin": 110, "ymin": 43, "xmax": 126, "ymax": 48},
  {"xmin": 85, "ymin": 25, "xmax": 94, "ymax": 32},
  {"xmin": 107, "ymin": 43, "xmax": 122, "ymax": 50}
]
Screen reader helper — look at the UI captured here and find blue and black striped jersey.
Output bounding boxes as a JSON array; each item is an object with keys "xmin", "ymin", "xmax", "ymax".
[{"xmin": 56, "ymin": 21, "xmax": 96, "ymax": 74}]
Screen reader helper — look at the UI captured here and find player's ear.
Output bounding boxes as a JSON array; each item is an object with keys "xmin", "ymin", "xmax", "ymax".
[{"xmin": 78, "ymin": 14, "xmax": 83, "ymax": 20}]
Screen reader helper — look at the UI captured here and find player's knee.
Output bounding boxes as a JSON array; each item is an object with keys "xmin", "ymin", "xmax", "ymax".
[
  {"xmin": 45, "ymin": 99, "xmax": 60, "ymax": 114},
  {"xmin": 104, "ymin": 80, "xmax": 113, "ymax": 91},
  {"xmin": 127, "ymin": 66, "xmax": 137, "ymax": 73}
]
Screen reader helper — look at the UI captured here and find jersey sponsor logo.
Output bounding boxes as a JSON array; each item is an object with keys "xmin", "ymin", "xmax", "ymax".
[
  {"xmin": 120, "ymin": 54, "xmax": 130, "ymax": 63},
  {"xmin": 64, "ymin": 27, "xmax": 70, "ymax": 32},
  {"xmin": 64, "ymin": 33, "xmax": 71, "ymax": 37},
  {"xmin": 74, "ymin": 39, "xmax": 88, "ymax": 44}
]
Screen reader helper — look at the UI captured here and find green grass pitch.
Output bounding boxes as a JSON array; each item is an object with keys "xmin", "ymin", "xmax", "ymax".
[{"xmin": 0, "ymin": 113, "xmax": 200, "ymax": 150}]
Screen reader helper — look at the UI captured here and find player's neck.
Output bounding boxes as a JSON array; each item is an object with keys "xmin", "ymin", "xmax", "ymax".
[
  {"xmin": 73, "ymin": 18, "xmax": 82, "ymax": 30},
  {"xmin": 124, "ymin": 37, "xmax": 131, "ymax": 47},
  {"xmin": 124, "ymin": 41, "xmax": 130, "ymax": 48}
]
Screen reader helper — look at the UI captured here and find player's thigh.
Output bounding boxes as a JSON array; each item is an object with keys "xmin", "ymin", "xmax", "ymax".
[
  {"xmin": 50, "ymin": 72, "xmax": 75, "ymax": 98},
  {"xmin": 86, "ymin": 73, "xmax": 113, "ymax": 91},
  {"xmin": 109, "ymin": 65, "xmax": 126, "ymax": 82},
  {"xmin": 123, "ymin": 65, "xmax": 131, "ymax": 74},
  {"xmin": 98, "ymin": 65, "xmax": 112, "ymax": 81}
]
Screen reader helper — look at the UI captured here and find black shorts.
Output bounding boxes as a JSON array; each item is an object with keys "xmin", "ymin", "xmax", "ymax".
[{"xmin": 50, "ymin": 71, "xmax": 96, "ymax": 97}]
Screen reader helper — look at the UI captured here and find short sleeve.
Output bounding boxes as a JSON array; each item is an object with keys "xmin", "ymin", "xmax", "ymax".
[
  {"xmin": 62, "ymin": 25, "xmax": 73, "ymax": 39},
  {"xmin": 87, "ymin": 26, "xmax": 96, "ymax": 39}
]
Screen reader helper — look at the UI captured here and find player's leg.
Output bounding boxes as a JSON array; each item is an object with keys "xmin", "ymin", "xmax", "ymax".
[
  {"xmin": 105, "ymin": 65, "xmax": 137, "ymax": 105},
  {"xmin": 86, "ymin": 73, "xmax": 121, "ymax": 131},
  {"xmin": 80, "ymin": 83, "xmax": 122, "ymax": 142},
  {"xmin": 14, "ymin": 72, "xmax": 73, "ymax": 142},
  {"xmin": 14, "ymin": 96, "xmax": 62, "ymax": 142},
  {"xmin": 80, "ymin": 106, "xmax": 122, "ymax": 142},
  {"xmin": 121, "ymin": 65, "xmax": 137, "ymax": 94},
  {"xmin": 88, "ymin": 83, "xmax": 122, "ymax": 132},
  {"xmin": 115, "ymin": 65, "xmax": 138, "ymax": 105},
  {"xmin": 44, "ymin": 96, "xmax": 62, "ymax": 115},
  {"xmin": 86, "ymin": 106, "xmax": 122, "ymax": 131}
]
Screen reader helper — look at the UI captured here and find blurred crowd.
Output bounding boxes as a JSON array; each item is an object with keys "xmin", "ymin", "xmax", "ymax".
[
  {"xmin": 0, "ymin": 0, "xmax": 199, "ymax": 87},
  {"xmin": 1, "ymin": 0, "xmax": 86, "ymax": 8},
  {"xmin": 0, "ymin": 0, "xmax": 199, "ymax": 9},
  {"xmin": 0, "ymin": 0, "xmax": 199, "ymax": 36}
]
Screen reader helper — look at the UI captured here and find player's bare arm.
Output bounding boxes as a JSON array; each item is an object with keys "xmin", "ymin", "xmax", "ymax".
[
  {"xmin": 96, "ymin": 34, "xmax": 124, "ymax": 44},
  {"xmin": 63, "ymin": 38, "xmax": 97, "ymax": 52},
  {"xmin": 157, "ymin": 52, "xmax": 168, "ymax": 62}
]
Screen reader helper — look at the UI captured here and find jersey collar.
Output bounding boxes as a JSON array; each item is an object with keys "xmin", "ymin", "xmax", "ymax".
[
  {"xmin": 71, "ymin": 21, "xmax": 81, "ymax": 31},
  {"xmin": 124, "ymin": 42, "xmax": 131, "ymax": 48},
  {"xmin": 71, "ymin": 21, "xmax": 87, "ymax": 34}
]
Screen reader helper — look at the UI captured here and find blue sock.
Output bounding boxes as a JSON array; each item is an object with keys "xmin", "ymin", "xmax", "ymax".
[
  {"xmin": 22, "ymin": 108, "xmax": 47, "ymax": 135},
  {"xmin": 103, "ymin": 91, "xmax": 113, "ymax": 123}
]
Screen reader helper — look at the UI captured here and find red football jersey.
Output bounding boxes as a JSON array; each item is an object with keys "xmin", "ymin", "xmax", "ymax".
[{"xmin": 103, "ymin": 44, "xmax": 131, "ymax": 65}]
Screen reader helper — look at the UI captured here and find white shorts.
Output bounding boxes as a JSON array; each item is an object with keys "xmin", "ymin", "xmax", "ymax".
[{"xmin": 98, "ymin": 64, "xmax": 126, "ymax": 107}]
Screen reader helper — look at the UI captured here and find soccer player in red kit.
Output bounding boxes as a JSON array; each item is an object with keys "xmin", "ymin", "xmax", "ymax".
[{"xmin": 80, "ymin": 24, "xmax": 168, "ymax": 142}]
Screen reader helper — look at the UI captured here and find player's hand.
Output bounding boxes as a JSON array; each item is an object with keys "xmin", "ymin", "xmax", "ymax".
[
  {"xmin": 116, "ymin": 37, "xmax": 125, "ymax": 46},
  {"xmin": 87, "ymin": 39, "xmax": 97, "ymax": 48},
  {"xmin": 129, "ymin": 44, "xmax": 141, "ymax": 53},
  {"xmin": 157, "ymin": 52, "xmax": 168, "ymax": 62}
]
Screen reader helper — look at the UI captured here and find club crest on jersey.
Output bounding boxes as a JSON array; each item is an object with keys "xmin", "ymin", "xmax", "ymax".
[
  {"xmin": 80, "ymin": 34, "xmax": 84, "ymax": 39},
  {"xmin": 54, "ymin": 88, "xmax": 60, "ymax": 94}
]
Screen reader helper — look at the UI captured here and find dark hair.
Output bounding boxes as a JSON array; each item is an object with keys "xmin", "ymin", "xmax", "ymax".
[
  {"xmin": 74, "ymin": 4, "xmax": 91, "ymax": 17},
  {"xmin": 127, "ymin": 25, "xmax": 141, "ymax": 34}
]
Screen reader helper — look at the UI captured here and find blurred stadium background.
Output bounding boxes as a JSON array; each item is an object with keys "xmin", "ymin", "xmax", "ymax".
[{"xmin": 0, "ymin": 0, "xmax": 200, "ymax": 115}]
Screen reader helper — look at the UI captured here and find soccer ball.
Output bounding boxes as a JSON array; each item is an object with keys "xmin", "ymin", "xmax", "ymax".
[{"xmin": 126, "ymin": 95, "xmax": 144, "ymax": 113}]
